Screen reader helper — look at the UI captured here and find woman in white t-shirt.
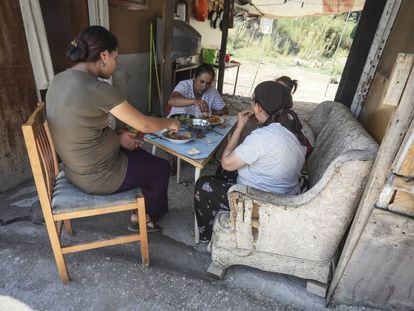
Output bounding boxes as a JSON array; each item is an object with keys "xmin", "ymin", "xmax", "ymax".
[
  {"xmin": 167, "ymin": 64, "xmax": 228, "ymax": 117},
  {"xmin": 194, "ymin": 81, "xmax": 309, "ymax": 243}
]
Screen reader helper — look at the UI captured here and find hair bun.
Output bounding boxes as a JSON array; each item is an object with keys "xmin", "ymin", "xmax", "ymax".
[{"xmin": 65, "ymin": 38, "xmax": 88, "ymax": 62}]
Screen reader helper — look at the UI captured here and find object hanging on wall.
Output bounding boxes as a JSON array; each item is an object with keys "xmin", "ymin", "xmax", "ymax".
[
  {"xmin": 209, "ymin": 1, "xmax": 217, "ymax": 26},
  {"xmin": 213, "ymin": 7, "xmax": 223, "ymax": 29},
  {"xmin": 175, "ymin": 2, "xmax": 187, "ymax": 21},
  {"xmin": 194, "ymin": 0, "xmax": 208, "ymax": 21},
  {"xmin": 235, "ymin": 0, "xmax": 250, "ymax": 5}
]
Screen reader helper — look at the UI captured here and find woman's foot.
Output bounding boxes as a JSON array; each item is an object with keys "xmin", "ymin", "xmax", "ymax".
[
  {"xmin": 130, "ymin": 213, "xmax": 138, "ymax": 223},
  {"xmin": 146, "ymin": 220, "xmax": 162, "ymax": 232},
  {"xmin": 127, "ymin": 220, "xmax": 162, "ymax": 233},
  {"xmin": 129, "ymin": 213, "xmax": 161, "ymax": 232}
]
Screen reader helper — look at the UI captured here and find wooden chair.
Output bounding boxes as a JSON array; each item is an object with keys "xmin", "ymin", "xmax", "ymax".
[{"xmin": 22, "ymin": 102, "xmax": 149, "ymax": 283}]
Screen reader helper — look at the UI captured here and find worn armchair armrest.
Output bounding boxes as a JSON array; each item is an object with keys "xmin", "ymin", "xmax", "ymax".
[{"xmin": 229, "ymin": 149, "xmax": 376, "ymax": 207}]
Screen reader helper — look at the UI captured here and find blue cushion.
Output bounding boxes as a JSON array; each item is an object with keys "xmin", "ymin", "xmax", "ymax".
[{"xmin": 52, "ymin": 171, "xmax": 143, "ymax": 214}]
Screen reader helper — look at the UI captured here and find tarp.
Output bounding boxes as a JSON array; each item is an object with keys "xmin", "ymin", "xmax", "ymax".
[{"xmin": 236, "ymin": 0, "xmax": 366, "ymax": 18}]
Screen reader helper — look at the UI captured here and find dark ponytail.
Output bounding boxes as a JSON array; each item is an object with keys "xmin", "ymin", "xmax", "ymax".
[
  {"xmin": 66, "ymin": 26, "xmax": 118, "ymax": 63},
  {"xmin": 254, "ymin": 81, "xmax": 308, "ymax": 146},
  {"xmin": 276, "ymin": 76, "xmax": 298, "ymax": 95}
]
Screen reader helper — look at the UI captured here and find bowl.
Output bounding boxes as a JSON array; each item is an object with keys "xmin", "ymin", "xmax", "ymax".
[
  {"xmin": 169, "ymin": 113, "xmax": 195, "ymax": 123},
  {"xmin": 162, "ymin": 129, "xmax": 196, "ymax": 144},
  {"xmin": 186, "ymin": 118, "xmax": 211, "ymax": 134}
]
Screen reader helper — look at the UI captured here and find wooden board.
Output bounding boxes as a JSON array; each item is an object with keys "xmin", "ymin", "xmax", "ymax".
[
  {"xmin": 389, "ymin": 191, "xmax": 414, "ymax": 217},
  {"xmin": 383, "ymin": 54, "xmax": 414, "ymax": 106},
  {"xmin": 333, "ymin": 209, "xmax": 414, "ymax": 310}
]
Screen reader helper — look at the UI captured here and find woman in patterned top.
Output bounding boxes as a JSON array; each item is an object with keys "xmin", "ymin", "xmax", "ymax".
[{"xmin": 167, "ymin": 64, "xmax": 228, "ymax": 117}]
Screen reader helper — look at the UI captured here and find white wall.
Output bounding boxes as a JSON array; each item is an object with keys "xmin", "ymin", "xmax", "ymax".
[
  {"xmin": 112, "ymin": 53, "xmax": 151, "ymax": 114},
  {"xmin": 189, "ymin": 17, "xmax": 222, "ymax": 49}
]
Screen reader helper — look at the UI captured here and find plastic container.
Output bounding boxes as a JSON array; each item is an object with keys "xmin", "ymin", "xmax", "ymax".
[{"xmin": 202, "ymin": 48, "xmax": 217, "ymax": 64}]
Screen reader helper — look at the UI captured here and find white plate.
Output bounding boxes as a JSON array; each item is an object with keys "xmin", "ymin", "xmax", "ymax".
[
  {"xmin": 204, "ymin": 115, "xmax": 224, "ymax": 126},
  {"xmin": 162, "ymin": 129, "xmax": 196, "ymax": 144}
]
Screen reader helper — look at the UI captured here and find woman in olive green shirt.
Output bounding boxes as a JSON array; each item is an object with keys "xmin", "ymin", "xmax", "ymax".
[{"xmin": 47, "ymin": 26, "xmax": 179, "ymax": 230}]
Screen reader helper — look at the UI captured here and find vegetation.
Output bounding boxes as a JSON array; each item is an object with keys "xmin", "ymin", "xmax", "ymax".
[{"xmin": 228, "ymin": 12, "xmax": 360, "ymax": 76}]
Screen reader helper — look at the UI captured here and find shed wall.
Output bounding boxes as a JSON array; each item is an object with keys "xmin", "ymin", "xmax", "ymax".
[
  {"xmin": 359, "ymin": 0, "xmax": 414, "ymax": 142},
  {"xmin": 0, "ymin": 1, "xmax": 38, "ymax": 192},
  {"xmin": 333, "ymin": 208, "xmax": 414, "ymax": 310}
]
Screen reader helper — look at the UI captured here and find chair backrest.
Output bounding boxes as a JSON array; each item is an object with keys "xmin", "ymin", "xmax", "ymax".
[
  {"xmin": 22, "ymin": 103, "xmax": 59, "ymax": 214},
  {"xmin": 306, "ymin": 101, "xmax": 378, "ymax": 187}
]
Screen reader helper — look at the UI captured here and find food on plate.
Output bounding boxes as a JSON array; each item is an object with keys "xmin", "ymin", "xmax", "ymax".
[
  {"xmin": 170, "ymin": 114, "xmax": 195, "ymax": 122},
  {"xmin": 163, "ymin": 130, "xmax": 194, "ymax": 140},
  {"xmin": 202, "ymin": 115, "xmax": 223, "ymax": 125}
]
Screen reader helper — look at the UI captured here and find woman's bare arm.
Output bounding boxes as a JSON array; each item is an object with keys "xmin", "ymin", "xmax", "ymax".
[
  {"xmin": 168, "ymin": 92, "xmax": 208, "ymax": 112},
  {"xmin": 110, "ymin": 101, "xmax": 180, "ymax": 133},
  {"xmin": 220, "ymin": 110, "xmax": 253, "ymax": 171}
]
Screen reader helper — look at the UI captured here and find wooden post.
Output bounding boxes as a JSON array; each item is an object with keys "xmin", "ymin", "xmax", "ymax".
[
  {"xmin": 334, "ymin": 0, "xmax": 387, "ymax": 107},
  {"xmin": 350, "ymin": 0, "xmax": 402, "ymax": 117},
  {"xmin": 217, "ymin": 0, "xmax": 231, "ymax": 95},
  {"xmin": 161, "ymin": 1, "xmax": 175, "ymax": 116}
]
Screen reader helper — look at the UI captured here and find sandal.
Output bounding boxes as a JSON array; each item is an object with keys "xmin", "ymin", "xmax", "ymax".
[
  {"xmin": 131, "ymin": 213, "xmax": 164, "ymax": 222},
  {"xmin": 127, "ymin": 220, "xmax": 162, "ymax": 233},
  {"xmin": 146, "ymin": 220, "xmax": 162, "ymax": 232}
]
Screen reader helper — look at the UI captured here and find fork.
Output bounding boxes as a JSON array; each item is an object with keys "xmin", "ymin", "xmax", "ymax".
[
  {"xmin": 211, "ymin": 128, "xmax": 224, "ymax": 136},
  {"xmin": 149, "ymin": 133, "xmax": 166, "ymax": 140}
]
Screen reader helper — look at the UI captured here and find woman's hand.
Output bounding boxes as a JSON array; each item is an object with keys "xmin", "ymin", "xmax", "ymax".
[
  {"xmin": 193, "ymin": 99, "xmax": 209, "ymax": 113},
  {"xmin": 168, "ymin": 119, "xmax": 181, "ymax": 132},
  {"xmin": 236, "ymin": 110, "xmax": 254, "ymax": 129},
  {"xmin": 119, "ymin": 130, "xmax": 143, "ymax": 151},
  {"xmin": 111, "ymin": 102, "xmax": 182, "ymax": 133}
]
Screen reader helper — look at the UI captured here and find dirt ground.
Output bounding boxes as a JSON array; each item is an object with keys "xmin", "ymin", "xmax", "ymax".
[{"xmin": 221, "ymin": 58, "xmax": 339, "ymax": 103}]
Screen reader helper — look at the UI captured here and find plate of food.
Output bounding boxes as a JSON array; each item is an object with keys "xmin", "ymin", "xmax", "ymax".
[
  {"xmin": 169, "ymin": 113, "xmax": 195, "ymax": 123},
  {"xmin": 203, "ymin": 115, "xmax": 224, "ymax": 126},
  {"xmin": 162, "ymin": 129, "xmax": 196, "ymax": 144}
]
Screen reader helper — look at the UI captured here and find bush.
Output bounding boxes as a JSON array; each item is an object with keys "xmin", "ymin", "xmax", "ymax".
[{"xmin": 229, "ymin": 13, "xmax": 358, "ymax": 63}]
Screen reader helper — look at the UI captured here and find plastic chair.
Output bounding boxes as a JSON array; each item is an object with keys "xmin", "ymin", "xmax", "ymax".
[{"xmin": 22, "ymin": 102, "xmax": 149, "ymax": 283}]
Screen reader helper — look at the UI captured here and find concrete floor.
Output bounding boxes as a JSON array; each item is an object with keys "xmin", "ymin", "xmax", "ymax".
[{"xmin": 0, "ymin": 98, "xmax": 378, "ymax": 311}]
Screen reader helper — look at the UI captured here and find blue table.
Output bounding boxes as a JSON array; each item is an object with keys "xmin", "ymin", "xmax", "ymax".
[
  {"xmin": 144, "ymin": 115, "xmax": 237, "ymax": 244},
  {"xmin": 144, "ymin": 115, "xmax": 237, "ymax": 184}
]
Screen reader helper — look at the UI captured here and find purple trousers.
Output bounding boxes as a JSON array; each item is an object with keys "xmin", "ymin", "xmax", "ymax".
[{"xmin": 116, "ymin": 148, "xmax": 170, "ymax": 218}]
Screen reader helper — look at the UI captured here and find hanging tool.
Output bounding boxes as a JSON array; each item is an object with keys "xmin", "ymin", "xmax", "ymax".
[
  {"xmin": 148, "ymin": 23, "xmax": 153, "ymax": 113},
  {"xmin": 213, "ymin": 6, "xmax": 223, "ymax": 29},
  {"xmin": 210, "ymin": 1, "xmax": 218, "ymax": 28},
  {"xmin": 208, "ymin": 0, "xmax": 215, "ymax": 20},
  {"xmin": 148, "ymin": 23, "xmax": 163, "ymax": 115},
  {"xmin": 151, "ymin": 23, "xmax": 163, "ymax": 111}
]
